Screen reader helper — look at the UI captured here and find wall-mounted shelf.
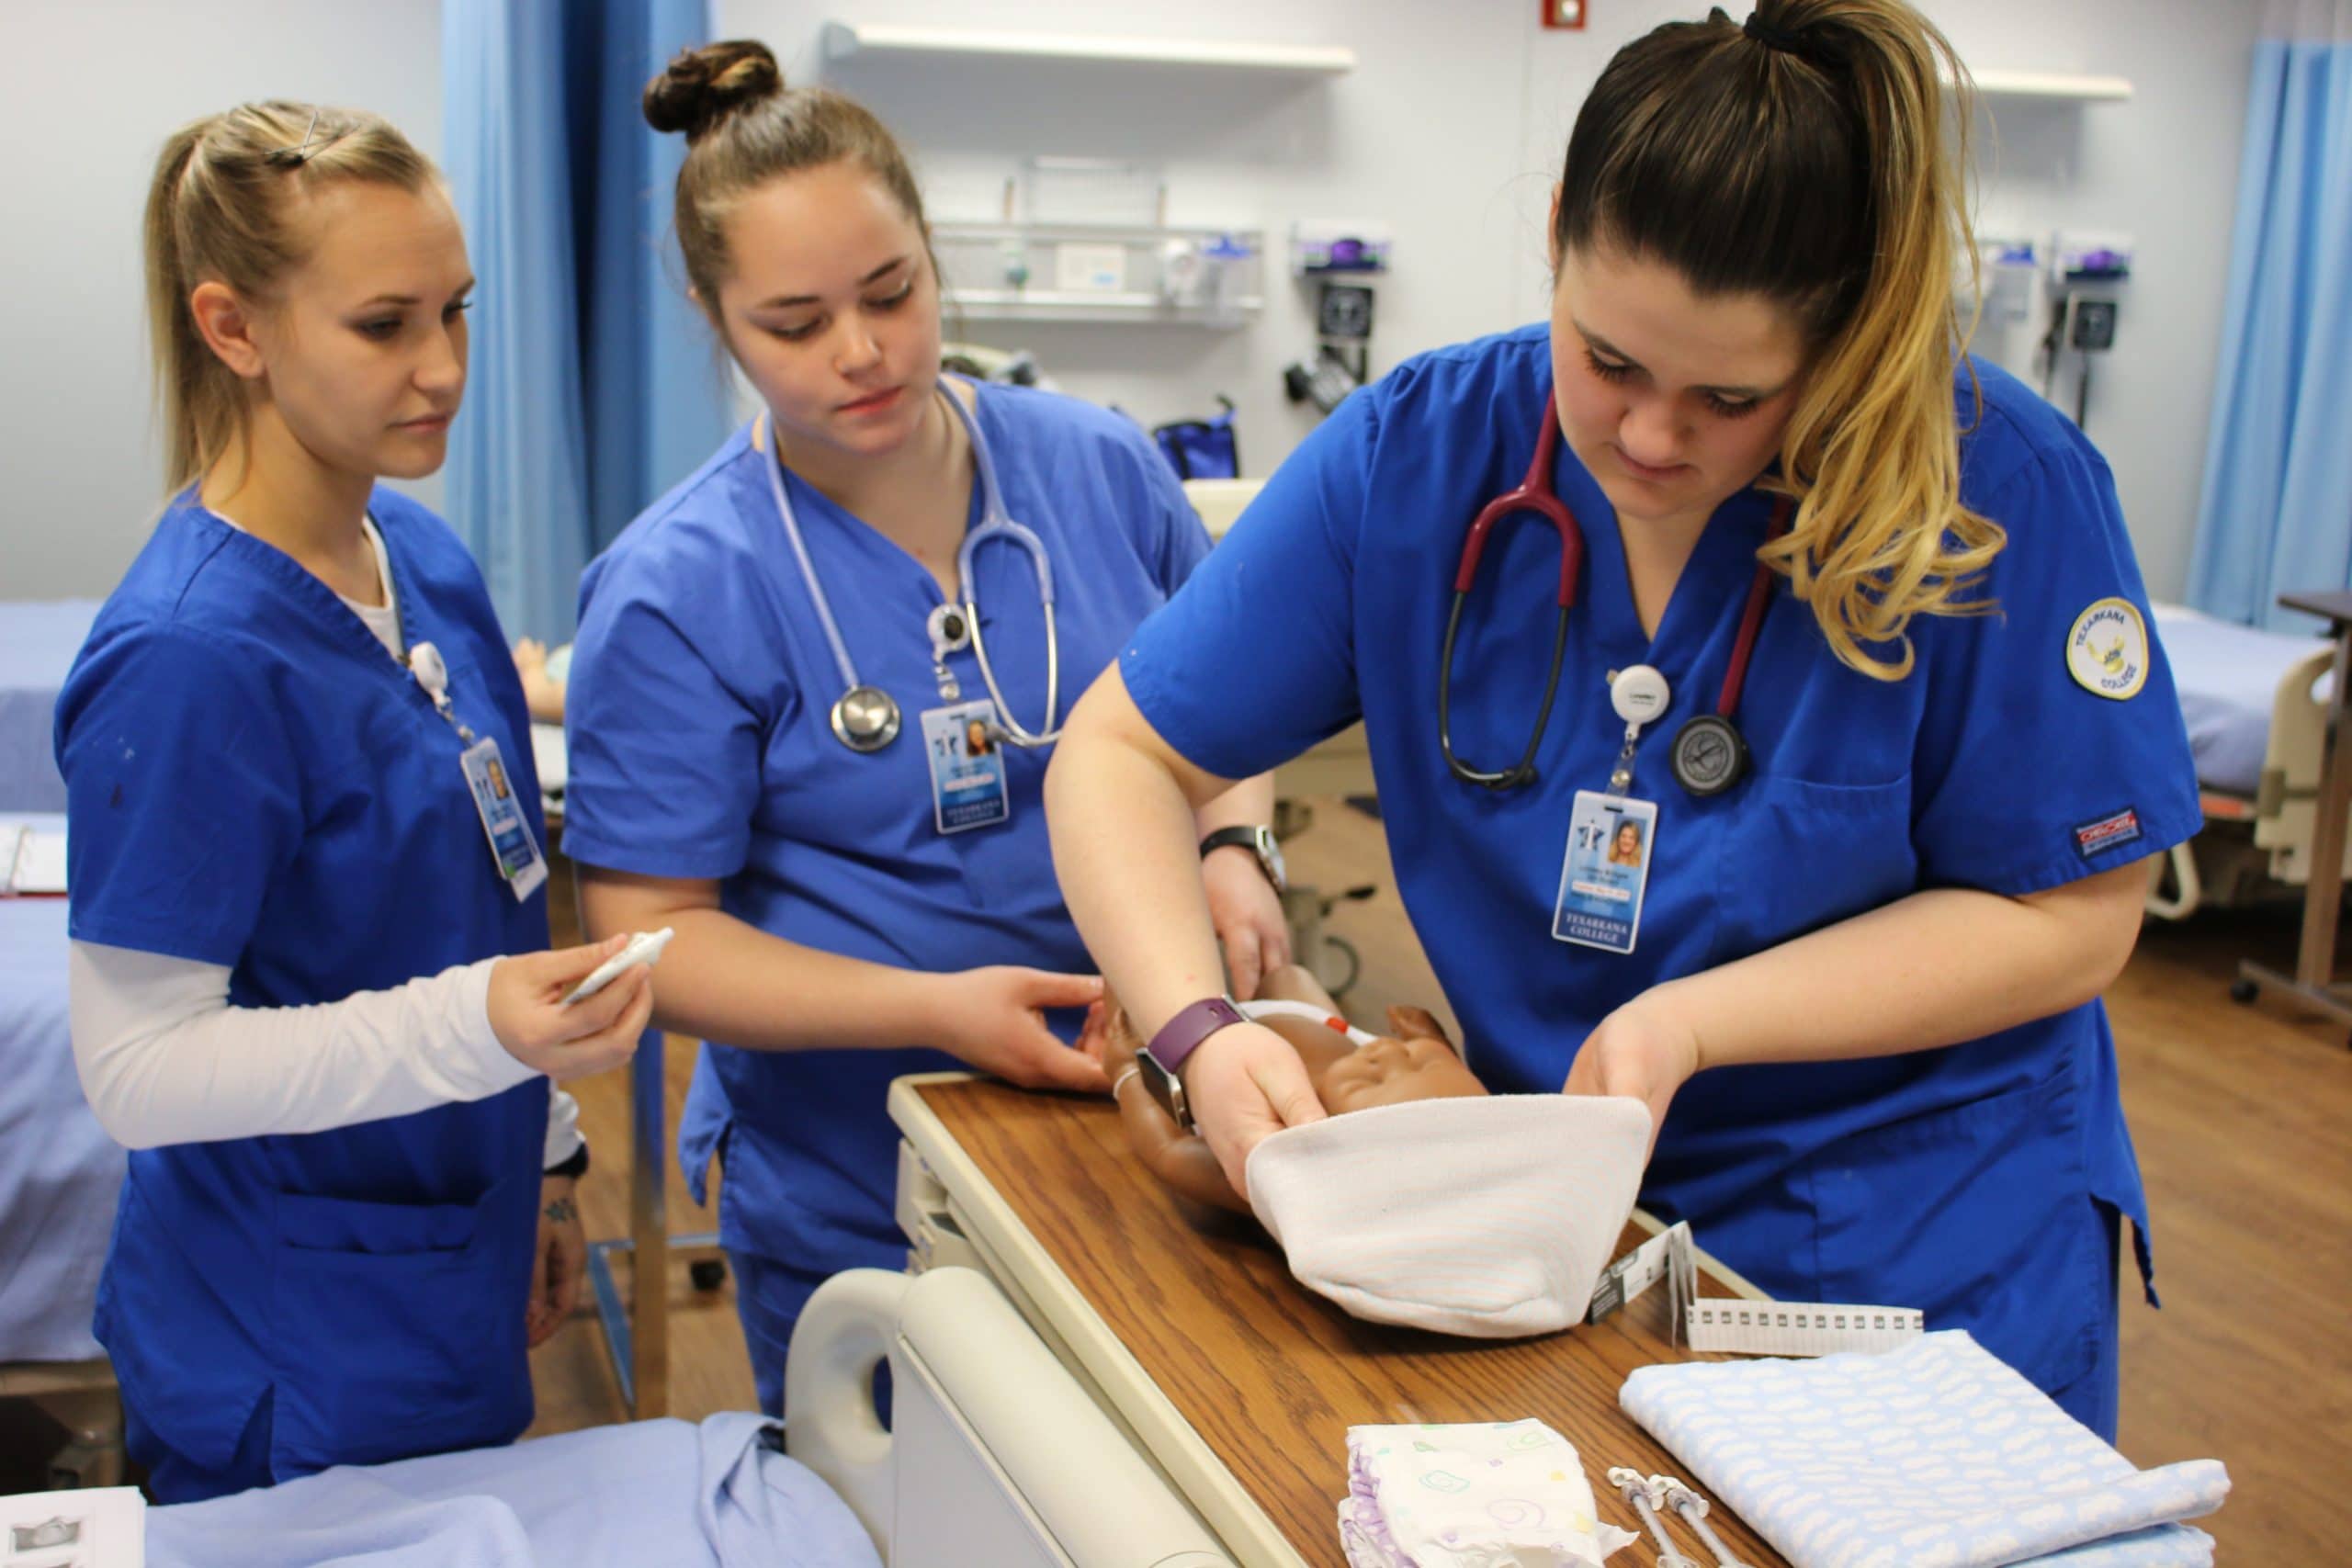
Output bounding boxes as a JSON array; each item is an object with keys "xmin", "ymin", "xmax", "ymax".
[
  {"xmin": 822, "ymin": 22, "xmax": 1356, "ymax": 75},
  {"xmin": 1962, "ymin": 69, "xmax": 2133, "ymax": 102},
  {"xmin": 933, "ymin": 221, "xmax": 1265, "ymax": 329}
]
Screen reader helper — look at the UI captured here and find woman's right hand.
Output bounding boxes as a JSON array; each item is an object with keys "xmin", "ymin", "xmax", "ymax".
[
  {"xmin": 487, "ymin": 935, "xmax": 655, "ymax": 1082},
  {"xmin": 1180, "ymin": 1021, "xmax": 1327, "ymax": 1196},
  {"xmin": 933, "ymin": 966, "xmax": 1109, "ymax": 1093}
]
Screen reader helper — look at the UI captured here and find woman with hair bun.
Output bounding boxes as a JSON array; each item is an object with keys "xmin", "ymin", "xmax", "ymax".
[
  {"xmin": 57, "ymin": 101, "xmax": 654, "ymax": 1500},
  {"xmin": 1049, "ymin": 0, "xmax": 2198, "ymax": 1438},
  {"xmin": 563, "ymin": 41, "xmax": 1287, "ymax": 1414}
]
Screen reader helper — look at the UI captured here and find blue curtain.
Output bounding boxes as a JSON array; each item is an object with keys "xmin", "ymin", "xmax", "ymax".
[
  {"xmin": 442, "ymin": 0, "xmax": 726, "ymax": 642},
  {"xmin": 2186, "ymin": 6, "xmax": 2352, "ymax": 631}
]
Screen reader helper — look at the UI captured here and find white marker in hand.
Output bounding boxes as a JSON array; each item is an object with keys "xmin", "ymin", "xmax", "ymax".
[{"xmin": 564, "ymin": 927, "xmax": 675, "ymax": 1006}]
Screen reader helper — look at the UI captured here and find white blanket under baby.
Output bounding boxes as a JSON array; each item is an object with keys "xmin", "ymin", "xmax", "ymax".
[
  {"xmin": 1339, "ymin": 1420, "xmax": 1638, "ymax": 1568},
  {"xmin": 1620, "ymin": 1331, "xmax": 2229, "ymax": 1568}
]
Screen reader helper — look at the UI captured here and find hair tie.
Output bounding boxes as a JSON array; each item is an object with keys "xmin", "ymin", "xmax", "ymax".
[{"xmin": 1743, "ymin": 10, "xmax": 1837, "ymax": 66}]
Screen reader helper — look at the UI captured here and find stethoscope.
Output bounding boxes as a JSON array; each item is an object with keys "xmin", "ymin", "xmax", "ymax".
[
  {"xmin": 759, "ymin": 381, "xmax": 1062, "ymax": 754},
  {"xmin": 1437, "ymin": 385, "xmax": 1790, "ymax": 798}
]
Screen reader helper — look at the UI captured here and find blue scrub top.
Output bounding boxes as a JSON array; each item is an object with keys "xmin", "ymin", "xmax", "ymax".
[
  {"xmin": 564, "ymin": 380, "xmax": 1210, "ymax": 1270},
  {"xmin": 54, "ymin": 489, "xmax": 551, "ymax": 1490},
  {"xmin": 1121, "ymin": 325, "xmax": 2199, "ymax": 1401}
]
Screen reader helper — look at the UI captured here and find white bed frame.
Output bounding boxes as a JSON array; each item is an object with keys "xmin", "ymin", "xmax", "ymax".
[
  {"xmin": 786, "ymin": 1266, "xmax": 1235, "ymax": 1567},
  {"xmin": 2146, "ymin": 642, "xmax": 2347, "ymax": 920}
]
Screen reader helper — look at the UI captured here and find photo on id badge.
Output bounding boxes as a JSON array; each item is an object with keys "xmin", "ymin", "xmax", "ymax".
[
  {"xmin": 922, "ymin": 698, "xmax": 1011, "ymax": 834},
  {"xmin": 1553, "ymin": 791, "xmax": 1657, "ymax": 953},
  {"xmin": 462, "ymin": 738, "xmax": 544, "ymax": 895}
]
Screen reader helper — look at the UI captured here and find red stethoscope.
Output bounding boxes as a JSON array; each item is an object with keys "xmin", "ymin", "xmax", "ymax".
[{"xmin": 1437, "ymin": 385, "xmax": 1790, "ymax": 797}]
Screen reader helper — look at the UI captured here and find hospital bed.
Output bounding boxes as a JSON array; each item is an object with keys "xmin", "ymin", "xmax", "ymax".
[
  {"xmin": 0, "ymin": 601, "xmax": 98, "ymax": 815},
  {"xmin": 784, "ymin": 1071, "xmax": 1792, "ymax": 1567},
  {"xmin": 0, "ymin": 826, "xmax": 128, "ymax": 1487},
  {"xmin": 2145, "ymin": 603, "xmax": 2345, "ymax": 919},
  {"xmin": 129, "ymin": 1266, "xmax": 1204, "ymax": 1568}
]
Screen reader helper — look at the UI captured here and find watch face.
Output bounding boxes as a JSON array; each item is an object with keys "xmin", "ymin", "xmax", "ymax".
[{"xmin": 1142, "ymin": 1055, "xmax": 1191, "ymax": 1130}]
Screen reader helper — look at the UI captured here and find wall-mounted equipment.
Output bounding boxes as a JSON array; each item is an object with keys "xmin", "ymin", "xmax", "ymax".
[
  {"xmin": 2041, "ymin": 231, "xmax": 2132, "ymax": 430},
  {"xmin": 1290, "ymin": 219, "xmax": 1392, "ymax": 276}
]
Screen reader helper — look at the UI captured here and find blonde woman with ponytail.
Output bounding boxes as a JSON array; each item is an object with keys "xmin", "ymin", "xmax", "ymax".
[
  {"xmin": 1048, "ymin": 0, "xmax": 2197, "ymax": 1438},
  {"xmin": 55, "ymin": 102, "xmax": 652, "ymax": 1500}
]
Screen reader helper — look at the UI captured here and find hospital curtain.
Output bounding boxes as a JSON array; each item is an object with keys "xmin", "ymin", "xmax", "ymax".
[
  {"xmin": 2185, "ymin": 0, "xmax": 2352, "ymax": 631},
  {"xmin": 442, "ymin": 0, "xmax": 728, "ymax": 642}
]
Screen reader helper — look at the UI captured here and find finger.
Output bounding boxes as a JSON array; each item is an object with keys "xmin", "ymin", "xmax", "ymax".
[
  {"xmin": 1253, "ymin": 1047, "xmax": 1327, "ymax": 1132},
  {"xmin": 1261, "ymin": 919, "xmax": 1293, "ymax": 975},
  {"xmin": 521, "ymin": 933, "xmax": 632, "ymax": 992},
  {"xmin": 1026, "ymin": 1032, "xmax": 1110, "ymax": 1093},
  {"xmin": 1019, "ymin": 970, "xmax": 1106, "ymax": 1010},
  {"xmin": 1225, "ymin": 927, "xmax": 1263, "ymax": 1002},
  {"xmin": 578, "ymin": 976, "xmax": 656, "ymax": 1069},
  {"xmin": 549, "ymin": 1244, "xmax": 583, "ymax": 1321},
  {"xmin": 545, "ymin": 962, "xmax": 647, "ymax": 1043}
]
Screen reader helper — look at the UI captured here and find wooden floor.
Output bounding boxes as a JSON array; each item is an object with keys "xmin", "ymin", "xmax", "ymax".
[{"xmin": 531, "ymin": 800, "xmax": 2349, "ymax": 1561}]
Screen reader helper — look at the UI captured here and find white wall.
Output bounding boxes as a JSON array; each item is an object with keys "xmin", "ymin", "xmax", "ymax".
[
  {"xmin": 731, "ymin": 0, "xmax": 2260, "ymax": 601},
  {"xmin": 0, "ymin": 0, "xmax": 444, "ymax": 602},
  {"xmin": 1, "ymin": 0, "xmax": 2256, "ymax": 602}
]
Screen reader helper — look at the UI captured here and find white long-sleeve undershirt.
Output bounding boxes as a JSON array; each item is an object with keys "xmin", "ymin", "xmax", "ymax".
[
  {"xmin": 69, "ymin": 942, "xmax": 582, "ymax": 1167},
  {"xmin": 71, "ymin": 510, "xmax": 582, "ymax": 1168}
]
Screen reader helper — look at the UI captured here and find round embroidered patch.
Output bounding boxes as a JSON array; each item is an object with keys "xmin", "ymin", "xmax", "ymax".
[{"xmin": 2066, "ymin": 597, "xmax": 2149, "ymax": 700}]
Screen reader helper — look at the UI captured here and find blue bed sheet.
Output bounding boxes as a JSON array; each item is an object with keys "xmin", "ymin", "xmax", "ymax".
[
  {"xmin": 2152, "ymin": 604, "xmax": 2330, "ymax": 797},
  {"xmin": 0, "ymin": 839, "xmax": 122, "ymax": 1362},
  {"xmin": 0, "ymin": 601, "xmax": 99, "ymax": 812},
  {"xmin": 147, "ymin": 1413, "xmax": 880, "ymax": 1568}
]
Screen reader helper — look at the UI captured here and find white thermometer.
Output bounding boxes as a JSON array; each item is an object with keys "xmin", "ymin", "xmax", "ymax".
[{"xmin": 563, "ymin": 927, "xmax": 674, "ymax": 1006}]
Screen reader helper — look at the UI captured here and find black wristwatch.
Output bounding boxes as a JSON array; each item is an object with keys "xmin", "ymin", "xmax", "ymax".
[
  {"xmin": 1200, "ymin": 825, "xmax": 1286, "ymax": 894},
  {"xmin": 545, "ymin": 1143, "xmax": 590, "ymax": 1181}
]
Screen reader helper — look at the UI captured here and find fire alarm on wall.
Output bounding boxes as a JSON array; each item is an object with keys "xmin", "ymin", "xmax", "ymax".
[{"xmin": 1544, "ymin": 0, "xmax": 1588, "ymax": 27}]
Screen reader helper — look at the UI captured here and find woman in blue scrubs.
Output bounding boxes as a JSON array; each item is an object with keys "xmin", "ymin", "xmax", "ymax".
[
  {"xmin": 1048, "ymin": 0, "xmax": 2197, "ymax": 1440},
  {"xmin": 563, "ymin": 43, "xmax": 1286, "ymax": 1414},
  {"xmin": 58, "ymin": 102, "xmax": 650, "ymax": 1501}
]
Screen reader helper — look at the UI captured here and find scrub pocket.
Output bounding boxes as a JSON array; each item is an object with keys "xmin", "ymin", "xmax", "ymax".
[
  {"xmin": 1714, "ymin": 772, "xmax": 1917, "ymax": 962},
  {"xmin": 267, "ymin": 1177, "xmax": 534, "ymax": 1476},
  {"xmin": 1804, "ymin": 1067, "xmax": 2109, "ymax": 1400}
]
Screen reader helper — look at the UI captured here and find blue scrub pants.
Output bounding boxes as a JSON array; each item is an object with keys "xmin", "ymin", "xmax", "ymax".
[
  {"xmin": 125, "ymin": 1388, "xmax": 272, "ymax": 1505},
  {"xmin": 727, "ymin": 1247, "xmax": 890, "ymax": 1425}
]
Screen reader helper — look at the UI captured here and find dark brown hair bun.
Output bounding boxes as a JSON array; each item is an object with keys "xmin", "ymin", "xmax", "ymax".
[{"xmin": 643, "ymin": 39, "xmax": 784, "ymax": 141}]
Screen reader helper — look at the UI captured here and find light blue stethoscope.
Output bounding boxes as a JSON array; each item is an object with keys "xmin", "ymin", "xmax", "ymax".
[{"xmin": 760, "ymin": 382, "xmax": 1062, "ymax": 754}]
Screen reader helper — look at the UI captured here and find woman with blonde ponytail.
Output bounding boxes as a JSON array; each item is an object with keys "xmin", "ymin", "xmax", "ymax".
[
  {"xmin": 57, "ymin": 101, "xmax": 654, "ymax": 1500},
  {"xmin": 1048, "ymin": 0, "xmax": 2196, "ymax": 1438}
]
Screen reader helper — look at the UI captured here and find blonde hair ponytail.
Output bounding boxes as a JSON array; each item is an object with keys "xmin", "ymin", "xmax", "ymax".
[{"xmin": 141, "ymin": 101, "xmax": 435, "ymax": 491}]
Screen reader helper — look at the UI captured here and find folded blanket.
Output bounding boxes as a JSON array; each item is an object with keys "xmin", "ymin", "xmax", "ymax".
[{"xmin": 1620, "ymin": 1331, "xmax": 2228, "ymax": 1568}]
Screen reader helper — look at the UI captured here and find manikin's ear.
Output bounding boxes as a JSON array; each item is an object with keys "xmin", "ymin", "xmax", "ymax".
[
  {"xmin": 188, "ymin": 281, "xmax": 268, "ymax": 381},
  {"xmin": 1385, "ymin": 1004, "xmax": 1454, "ymax": 1048}
]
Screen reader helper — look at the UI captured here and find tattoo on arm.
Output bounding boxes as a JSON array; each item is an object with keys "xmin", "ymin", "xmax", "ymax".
[{"xmin": 543, "ymin": 1196, "xmax": 578, "ymax": 1225}]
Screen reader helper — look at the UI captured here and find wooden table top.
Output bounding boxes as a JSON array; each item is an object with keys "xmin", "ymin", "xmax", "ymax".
[{"xmin": 899, "ymin": 1076, "xmax": 1788, "ymax": 1568}]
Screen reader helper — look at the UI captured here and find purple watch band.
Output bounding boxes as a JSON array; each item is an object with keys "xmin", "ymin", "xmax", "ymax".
[{"xmin": 1146, "ymin": 997, "xmax": 1247, "ymax": 1075}]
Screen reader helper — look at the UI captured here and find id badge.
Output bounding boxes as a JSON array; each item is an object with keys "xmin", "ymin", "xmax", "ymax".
[
  {"xmin": 920, "ymin": 699, "xmax": 1011, "ymax": 834},
  {"xmin": 461, "ymin": 737, "xmax": 548, "ymax": 901},
  {"xmin": 1552, "ymin": 790, "xmax": 1657, "ymax": 953}
]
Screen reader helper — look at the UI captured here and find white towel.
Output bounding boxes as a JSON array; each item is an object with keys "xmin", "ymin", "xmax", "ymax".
[
  {"xmin": 1244, "ymin": 1095, "xmax": 1652, "ymax": 1337},
  {"xmin": 1620, "ymin": 1331, "xmax": 2229, "ymax": 1568},
  {"xmin": 1339, "ymin": 1420, "xmax": 1639, "ymax": 1568}
]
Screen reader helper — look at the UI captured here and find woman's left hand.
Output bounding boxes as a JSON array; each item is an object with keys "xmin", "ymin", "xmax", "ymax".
[
  {"xmin": 1563, "ymin": 995, "xmax": 1702, "ymax": 1157},
  {"xmin": 1202, "ymin": 850, "xmax": 1291, "ymax": 1001},
  {"xmin": 526, "ymin": 1174, "xmax": 586, "ymax": 1348}
]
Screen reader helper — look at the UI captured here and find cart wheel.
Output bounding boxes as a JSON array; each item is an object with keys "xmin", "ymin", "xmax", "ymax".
[
  {"xmin": 1319, "ymin": 936, "xmax": 1362, "ymax": 999},
  {"xmin": 2228, "ymin": 978, "xmax": 2258, "ymax": 1006},
  {"xmin": 689, "ymin": 1258, "xmax": 728, "ymax": 1292}
]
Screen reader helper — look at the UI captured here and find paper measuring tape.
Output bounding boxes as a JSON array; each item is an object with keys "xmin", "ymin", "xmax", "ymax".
[{"xmin": 1588, "ymin": 1221, "xmax": 1924, "ymax": 1358}]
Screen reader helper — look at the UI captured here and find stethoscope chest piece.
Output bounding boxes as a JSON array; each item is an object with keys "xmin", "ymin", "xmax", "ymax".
[
  {"xmin": 1669, "ymin": 713, "xmax": 1748, "ymax": 797},
  {"xmin": 831, "ymin": 684, "xmax": 902, "ymax": 752}
]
